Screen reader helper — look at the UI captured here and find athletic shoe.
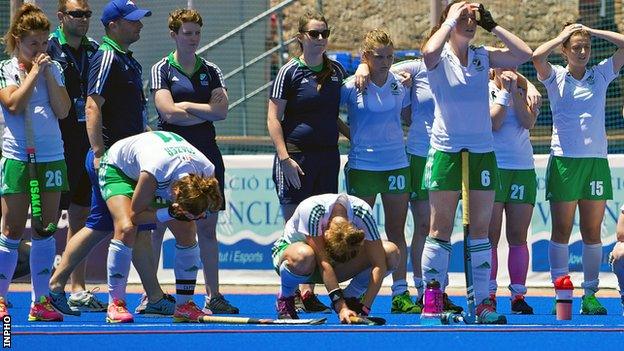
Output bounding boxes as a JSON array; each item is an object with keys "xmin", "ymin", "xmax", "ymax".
[
  {"xmin": 136, "ymin": 294, "xmax": 176, "ymax": 316},
  {"xmin": 0, "ymin": 297, "xmax": 8, "ymax": 319},
  {"xmin": 28, "ymin": 296, "xmax": 63, "ymax": 322},
  {"xmin": 204, "ymin": 293, "xmax": 238, "ymax": 314},
  {"xmin": 173, "ymin": 300, "xmax": 210, "ymax": 323},
  {"xmin": 295, "ymin": 289, "xmax": 331, "ymax": 313},
  {"xmin": 391, "ymin": 291, "xmax": 421, "ymax": 314},
  {"xmin": 276, "ymin": 295, "xmax": 299, "ymax": 319},
  {"xmin": 443, "ymin": 293, "xmax": 464, "ymax": 314},
  {"xmin": 68, "ymin": 288, "xmax": 107, "ymax": 312},
  {"xmin": 580, "ymin": 294, "xmax": 607, "ymax": 315},
  {"xmin": 106, "ymin": 299, "xmax": 133, "ymax": 323},
  {"xmin": 510, "ymin": 295, "xmax": 533, "ymax": 314},
  {"xmin": 49, "ymin": 291, "xmax": 81, "ymax": 316},
  {"xmin": 476, "ymin": 298, "xmax": 507, "ymax": 324}
]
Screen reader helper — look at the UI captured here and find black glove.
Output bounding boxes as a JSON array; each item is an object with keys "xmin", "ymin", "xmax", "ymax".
[
  {"xmin": 476, "ymin": 4, "xmax": 497, "ymax": 32},
  {"xmin": 344, "ymin": 297, "xmax": 370, "ymax": 316},
  {"xmin": 168, "ymin": 204, "xmax": 192, "ymax": 222}
]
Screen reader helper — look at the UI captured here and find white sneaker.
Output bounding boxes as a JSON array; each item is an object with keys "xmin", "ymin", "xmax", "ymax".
[{"xmin": 68, "ymin": 288, "xmax": 107, "ymax": 312}]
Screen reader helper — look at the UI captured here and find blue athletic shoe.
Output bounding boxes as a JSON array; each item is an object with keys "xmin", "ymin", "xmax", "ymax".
[
  {"xmin": 136, "ymin": 294, "xmax": 175, "ymax": 316},
  {"xmin": 49, "ymin": 290, "xmax": 81, "ymax": 316}
]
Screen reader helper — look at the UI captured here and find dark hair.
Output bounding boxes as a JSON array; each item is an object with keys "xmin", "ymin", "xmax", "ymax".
[
  {"xmin": 421, "ymin": 0, "xmax": 463, "ymax": 51},
  {"xmin": 2, "ymin": 3, "xmax": 50, "ymax": 55},
  {"xmin": 297, "ymin": 10, "xmax": 333, "ymax": 92},
  {"xmin": 168, "ymin": 8, "xmax": 203, "ymax": 33}
]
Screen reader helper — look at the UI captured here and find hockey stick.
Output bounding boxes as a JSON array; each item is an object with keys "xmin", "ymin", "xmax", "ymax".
[
  {"xmin": 348, "ymin": 316, "xmax": 386, "ymax": 325},
  {"xmin": 198, "ymin": 315, "xmax": 327, "ymax": 325},
  {"xmin": 461, "ymin": 149, "xmax": 476, "ymax": 324},
  {"xmin": 18, "ymin": 64, "xmax": 57, "ymax": 237}
]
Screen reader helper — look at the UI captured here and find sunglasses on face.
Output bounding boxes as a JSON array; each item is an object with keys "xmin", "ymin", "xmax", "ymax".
[
  {"xmin": 302, "ymin": 29, "xmax": 331, "ymax": 39},
  {"xmin": 64, "ymin": 10, "xmax": 92, "ymax": 19}
]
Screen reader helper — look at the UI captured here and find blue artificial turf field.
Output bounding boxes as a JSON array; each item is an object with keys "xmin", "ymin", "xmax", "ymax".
[{"xmin": 7, "ymin": 291, "xmax": 624, "ymax": 351}]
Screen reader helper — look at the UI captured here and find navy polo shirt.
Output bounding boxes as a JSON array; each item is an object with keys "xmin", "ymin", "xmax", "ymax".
[
  {"xmin": 150, "ymin": 52, "xmax": 225, "ymax": 144},
  {"xmin": 48, "ymin": 26, "xmax": 99, "ymax": 149},
  {"xmin": 270, "ymin": 57, "xmax": 347, "ymax": 151},
  {"xmin": 87, "ymin": 35, "xmax": 146, "ymax": 148}
]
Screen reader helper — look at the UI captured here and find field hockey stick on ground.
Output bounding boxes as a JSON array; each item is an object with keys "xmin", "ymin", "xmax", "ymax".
[
  {"xmin": 347, "ymin": 316, "xmax": 386, "ymax": 325},
  {"xmin": 461, "ymin": 149, "xmax": 476, "ymax": 324},
  {"xmin": 198, "ymin": 315, "xmax": 327, "ymax": 325},
  {"xmin": 18, "ymin": 64, "xmax": 57, "ymax": 238}
]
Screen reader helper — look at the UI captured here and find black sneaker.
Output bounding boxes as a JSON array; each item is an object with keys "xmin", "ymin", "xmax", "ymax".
[
  {"xmin": 276, "ymin": 295, "xmax": 299, "ymax": 319},
  {"xmin": 443, "ymin": 293, "xmax": 464, "ymax": 314},
  {"xmin": 295, "ymin": 290, "xmax": 331, "ymax": 313},
  {"xmin": 205, "ymin": 293, "xmax": 239, "ymax": 314},
  {"xmin": 511, "ymin": 295, "xmax": 534, "ymax": 314},
  {"xmin": 49, "ymin": 290, "xmax": 81, "ymax": 316}
]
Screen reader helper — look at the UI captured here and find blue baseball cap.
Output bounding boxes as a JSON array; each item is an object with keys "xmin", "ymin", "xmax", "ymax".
[{"xmin": 101, "ymin": 0, "xmax": 151, "ymax": 26}]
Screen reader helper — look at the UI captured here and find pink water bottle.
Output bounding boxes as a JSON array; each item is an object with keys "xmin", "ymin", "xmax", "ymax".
[
  {"xmin": 421, "ymin": 279, "xmax": 443, "ymax": 325},
  {"xmin": 554, "ymin": 275, "xmax": 573, "ymax": 320}
]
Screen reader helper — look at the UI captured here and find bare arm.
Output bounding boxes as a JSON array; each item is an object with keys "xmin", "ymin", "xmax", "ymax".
[
  {"xmin": 86, "ymin": 94, "xmax": 106, "ymax": 161},
  {"xmin": 267, "ymin": 97, "xmax": 304, "ymax": 189},
  {"xmin": 512, "ymin": 87, "xmax": 538, "ymax": 130},
  {"xmin": 44, "ymin": 63, "xmax": 70, "ymax": 119},
  {"xmin": 488, "ymin": 26, "xmax": 533, "ymax": 68},
  {"xmin": 178, "ymin": 87, "xmax": 228, "ymax": 121},
  {"xmin": 306, "ymin": 236, "xmax": 357, "ymax": 323},
  {"xmin": 533, "ymin": 24, "xmax": 580, "ymax": 81},
  {"xmin": 584, "ymin": 26, "xmax": 624, "ymax": 72},
  {"xmin": 0, "ymin": 64, "xmax": 40, "ymax": 115},
  {"xmin": 153, "ymin": 89, "xmax": 204, "ymax": 126},
  {"xmin": 337, "ymin": 118, "xmax": 350, "ymax": 140},
  {"xmin": 360, "ymin": 240, "xmax": 387, "ymax": 309}
]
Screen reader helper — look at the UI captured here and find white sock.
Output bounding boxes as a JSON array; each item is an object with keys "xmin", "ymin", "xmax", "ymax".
[
  {"xmin": 391, "ymin": 279, "xmax": 408, "ymax": 297},
  {"xmin": 611, "ymin": 254, "xmax": 624, "ymax": 296},
  {"xmin": 107, "ymin": 239, "xmax": 132, "ymax": 304},
  {"xmin": 0, "ymin": 235, "xmax": 19, "ymax": 298},
  {"xmin": 581, "ymin": 242, "xmax": 603, "ymax": 296},
  {"xmin": 413, "ymin": 277, "xmax": 424, "ymax": 299},
  {"xmin": 469, "ymin": 238, "xmax": 492, "ymax": 305},
  {"xmin": 344, "ymin": 268, "xmax": 371, "ymax": 298},
  {"xmin": 548, "ymin": 240, "xmax": 569, "ymax": 283},
  {"xmin": 422, "ymin": 237, "xmax": 451, "ymax": 291},
  {"xmin": 175, "ymin": 242, "xmax": 200, "ymax": 305},
  {"xmin": 279, "ymin": 261, "xmax": 310, "ymax": 297},
  {"xmin": 30, "ymin": 236, "xmax": 56, "ymax": 302}
]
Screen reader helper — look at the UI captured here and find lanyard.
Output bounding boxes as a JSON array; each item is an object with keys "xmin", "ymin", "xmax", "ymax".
[{"xmin": 63, "ymin": 44, "xmax": 89, "ymax": 96}]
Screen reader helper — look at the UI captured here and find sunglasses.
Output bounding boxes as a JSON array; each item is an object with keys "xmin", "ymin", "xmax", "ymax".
[
  {"xmin": 303, "ymin": 29, "xmax": 331, "ymax": 39},
  {"xmin": 64, "ymin": 10, "xmax": 93, "ymax": 19}
]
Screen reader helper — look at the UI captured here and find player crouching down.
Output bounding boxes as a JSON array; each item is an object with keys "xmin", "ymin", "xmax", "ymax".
[
  {"xmin": 272, "ymin": 193, "xmax": 399, "ymax": 323},
  {"xmin": 99, "ymin": 131, "xmax": 221, "ymax": 323}
]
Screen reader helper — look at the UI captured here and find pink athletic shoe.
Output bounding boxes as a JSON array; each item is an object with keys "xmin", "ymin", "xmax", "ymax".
[
  {"xmin": 173, "ymin": 300, "xmax": 210, "ymax": 323},
  {"xmin": 28, "ymin": 296, "xmax": 63, "ymax": 322},
  {"xmin": 106, "ymin": 299, "xmax": 134, "ymax": 323}
]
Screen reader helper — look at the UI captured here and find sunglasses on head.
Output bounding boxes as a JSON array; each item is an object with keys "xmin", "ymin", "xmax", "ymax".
[
  {"xmin": 64, "ymin": 10, "xmax": 92, "ymax": 19},
  {"xmin": 303, "ymin": 29, "xmax": 331, "ymax": 39}
]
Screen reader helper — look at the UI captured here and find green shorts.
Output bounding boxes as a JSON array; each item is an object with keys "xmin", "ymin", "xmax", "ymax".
[
  {"xmin": 344, "ymin": 165, "xmax": 411, "ymax": 197},
  {"xmin": 98, "ymin": 161, "xmax": 170, "ymax": 208},
  {"xmin": 495, "ymin": 169, "xmax": 537, "ymax": 205},
  {"xmin": 271, "ymin": 238, "xmax": 322, "ymax": 284},
  {"xmin": 423, "ymin": 150, "xmax": 499, "ymax": 191},
  {"xmin": 545, "ymin": 156, "xmax": 612, "ymax": 202},
  {"xmin": 408, "ymin": 154, "xmax": 429, "ymax": 201},
  {"xmin": 0, "ymin": 157, "xmax": 69, "ymax": 195}
]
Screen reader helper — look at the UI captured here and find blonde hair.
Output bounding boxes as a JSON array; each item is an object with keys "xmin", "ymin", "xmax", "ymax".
[
  {"xmin": 3, "ymin": 3, "xmax": 50, "ymax": 55},
  {"xmin": 361, "ymin": 28, "xmax": 393, "ymax": 54},
  {"xmin": 324, "ymin": 220, "xmax": 365, "ymax": 263},
  {"xmin": 173, "ymin": 174, "xmax": 222, "ymax": 215},
  {"xmin": 168, "ymin": 8, "xmax": 203, "ymax": 33}
]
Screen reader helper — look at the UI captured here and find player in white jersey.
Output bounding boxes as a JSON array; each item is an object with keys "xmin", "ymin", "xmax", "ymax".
[
  {"xmin": 610, "ymin": 205, "xmax": 624, "ymax": 316},
  {"xmin": 272, "ymin": 193, "xmax": 399, "ymax": 322},
  {"xmin": 340, "ymin": 29, "xmax": 420, "ymax": 314},
  {"xmin": 533, "ymin": 23, "xmax": 624, "ymax": 315},
  {"xmin": 0, "ymin": 4, "xmax": 70, "ymax": 322},
  {"xmin": 420, "ymin": 1, "xmax": 532, "ymax": 324},
  {"xmin": 487, "ymin": 68, "xmax": 540, "ymax": 315},
  {"xmin": 98, "ymin": 131, "xmax": 222, "ymax": 323}
]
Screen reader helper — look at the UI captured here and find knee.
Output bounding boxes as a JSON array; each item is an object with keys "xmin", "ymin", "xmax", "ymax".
[
  {"xmin": 117, "ymin": 220, "xmax": 137, "ymax": 238},
  {"xmin": 284, "ymin": 244, "xmax": 316, "ymax": 275},
  {"xmin": 382, "ymin": 241, "xmax": 400, "ymax": 271},
  {"xmin": 416, "ymin": 220, "xmax": 430, "ymax": 237}
]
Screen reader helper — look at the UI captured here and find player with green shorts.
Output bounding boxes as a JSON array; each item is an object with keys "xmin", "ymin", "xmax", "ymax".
[
  {"xmin": 487, "ymin": 68, "xmax": 540, "ymax": 315},
  {"xmin": 340, "ymin": 29, "xmax": 420, "ymax": 313}
]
